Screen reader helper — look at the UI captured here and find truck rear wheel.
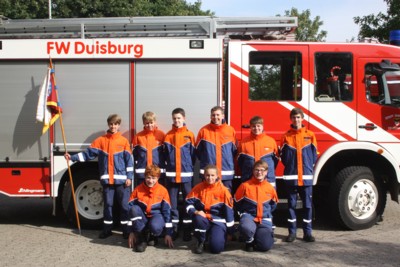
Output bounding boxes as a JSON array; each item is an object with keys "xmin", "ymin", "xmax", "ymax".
[
  {"xmin": 329, "ymin": 166, "xmax": 386, "ymax": 230},
  {"xmin": 61, "ymin": 169, "xmax": 103, "ymax": 229}
]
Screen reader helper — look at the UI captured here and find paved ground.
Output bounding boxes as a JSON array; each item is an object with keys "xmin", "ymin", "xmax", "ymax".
[{"xmin": 1, "ymin": 194, "xmax": 400, "ymax": 267}]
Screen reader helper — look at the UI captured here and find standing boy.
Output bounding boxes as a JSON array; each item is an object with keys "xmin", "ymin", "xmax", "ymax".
[
  {"xmin": 163, "ymin": 108, "xmax": 196, "ymax": 241},
  {"xmin": 280, "ymin": 108, "xmax": 318, "ymax": 243},
  {"xmin": 64, "ymin": 114, "xmax": 133, "ymax": 239},
  {"xmin": 237, "ymin": 115, "xmax": 279, "ymax": 187},
  {"xmin": 196, "ymin": 106, "xmax": 237, "ymax": 192},
  {"xmin": 132, "ymin": 111, "xmax": 165, "ymax": 186}
]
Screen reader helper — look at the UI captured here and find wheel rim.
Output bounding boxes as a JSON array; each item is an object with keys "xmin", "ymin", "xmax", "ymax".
[
  {"xmin": 75, "ymin": 180, "xmax": 103, "ymax": 220},
  {"xmin": 347, "ymin": 179, "xmax": 378, "ymax": 220}
]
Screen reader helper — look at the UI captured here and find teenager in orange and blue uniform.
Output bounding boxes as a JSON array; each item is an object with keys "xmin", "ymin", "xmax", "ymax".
[
  {"xmin": 196, "ymin": 106, "xmax": 237, "ymax": 192},
  {"xmin": 127, "ymin": 165, "xmax": 174, "ymax": 252},
  {"xmin": 185, "ymin": 164, "xmax": 234, "ymax": 254},
  {"xmin": 64, "ymin": 114, "xmax": 133, "ymax": 239},
  {"xmin": 132, "ymin": 111, "xmax": 165, "ymax": 187},
  {"xmin": 280, "ymin": 107, "xmax": 318, "ymax": 243},
  {"xmin": 163, "ymin": 108, "xmax": 196, "ymax": 241},
  {"xmin": 237, "ymin": 115, "xmax": 279, "ymax": 187},
  {"xmin": 234, "ymin": 160, "xmax": 278, "ymax": 252}
]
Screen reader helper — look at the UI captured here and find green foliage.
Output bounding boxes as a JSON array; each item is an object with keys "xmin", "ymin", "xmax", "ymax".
[
  {"xmin": 0, "ymin": 0, "xmax": 213, "ymax": 19},
  {"xmin": 283, "ymin": 8, "xmax": 327, "ymax": 42},
  {"xmin": 249, "ymin": 65, "xmax": 281, "ymax": 100},
  {"xmin": 354, "ymin": 0, "xmax": 400, "ymax": 43}
]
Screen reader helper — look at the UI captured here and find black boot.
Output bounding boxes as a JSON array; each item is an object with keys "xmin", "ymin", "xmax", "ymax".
[
  {"xmin": 135, "ymin": 232, "xmax": 148, "ymax": 252},
  {"xmin": 147, "ymin": 233, "xmax": 159, "ymax": 246},
  {"xmin": 194, "ymin": 241, "xmax": 205, "ymax": 254},
  {"xmin": 183, "ymin": 228, "xmax": 192, "ymax": 242}
]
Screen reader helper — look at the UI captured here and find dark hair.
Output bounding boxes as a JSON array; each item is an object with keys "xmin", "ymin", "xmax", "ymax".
[
  {"xmin": 210, "ymin": 106, "xmax": 224, "ymax": 114},
  {"xmin": 289, "ymin": 108, "xmax": 304, "ymax": 119},
  {"xmin": 250, "ymin": 115, "xmax": 264, "ymax": 125},
  {"xmin": 172, "ymin": 107, "xmax": 185, "ymax": 117}
]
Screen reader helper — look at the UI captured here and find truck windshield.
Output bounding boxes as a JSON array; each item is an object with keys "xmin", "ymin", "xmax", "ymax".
[{"xmin": 366, "ymin": 64, "xmax": 400, "ymax": 107}]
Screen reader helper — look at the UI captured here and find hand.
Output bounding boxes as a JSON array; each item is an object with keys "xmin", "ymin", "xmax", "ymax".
[
  {"xmin": 128, "ymin": 232, "xmax": 136, "ymax": 248},
  {"xmin": 195, "ymin": 210, "xmax": 207, "ymax": 218},
  {"xmin": 125, "ymin": 179, "xmax": 132, "ymax": 187},
  {"xmin": 164, "ymin": 235, "xmax": 174, "ymax": 248},
  {"xmin": 64, "ymin": 153, "xmax": 71, "ymax": 161}
]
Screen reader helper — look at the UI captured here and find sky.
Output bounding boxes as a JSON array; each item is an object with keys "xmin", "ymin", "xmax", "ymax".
[{"xmin": 187, "ymin": 0, "xmax": 388, "ymax": 42}]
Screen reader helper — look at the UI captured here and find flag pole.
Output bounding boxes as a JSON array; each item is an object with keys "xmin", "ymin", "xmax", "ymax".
[{"xmin": 50, "ymin": 59, "xmax": 82, "ymax": 235}]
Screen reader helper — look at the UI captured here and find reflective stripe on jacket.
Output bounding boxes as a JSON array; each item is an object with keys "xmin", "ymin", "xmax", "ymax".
[
  {"xmin": 280, "ymin": 126, "xmax": 318, "ymax": 186},
  {"xmin": 71, "ymin": 131, "xmax": 133, "ymax": 185}
]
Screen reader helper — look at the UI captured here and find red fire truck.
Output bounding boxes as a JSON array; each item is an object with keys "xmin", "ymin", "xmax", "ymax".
[{"xmin": 0, "ymin": 16, "xmax": 399, "ymax": 230}]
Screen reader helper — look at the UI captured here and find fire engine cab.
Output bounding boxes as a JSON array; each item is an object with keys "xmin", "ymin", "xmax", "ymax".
[{"xmin": 0, "ymin": 16, "xmax": 399, "ymax": 230}]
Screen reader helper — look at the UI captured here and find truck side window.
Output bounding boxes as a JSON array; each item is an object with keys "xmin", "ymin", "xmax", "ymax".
[
  {"xmin": 365, "ymin": 62, "xmax": 400, "ymax": 106},
  {"xmin": 249, "ymin": 51, "xmax": 302, "ymax": 101},
  {"xmin": 314, "ymin": 52, "xmax": 353, "ymax": 102}
]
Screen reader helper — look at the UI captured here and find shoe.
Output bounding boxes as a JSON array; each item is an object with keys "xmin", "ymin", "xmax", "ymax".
[
  {"xmin": 135, "ymin": 232, "xmax": 148, "ymax": 252},
  {"xmin": 122, "ymin": 232, "xmax": 129, "ymax": 239},
  {"xmin": 303, "ymin": 235, "xmax": 315, "ymax": 242},
  {"xmin": 245, "ymin": 242, "xmax": 254, "ymax": 252},
  {"xmin": 147, "ymin": 234, "xmax": 159, "ymax": 246},
  {"xmin": 183, "ymin": 229, "xmax": 192, "ymax": 242},
  {"xmin": 135, "ymin": 241, "xmax": 147, "ymax": 252},
  {"xmin": 194, "ymin": 241, "xmax": 205, "ymax": 254},
  {"xmin": 99, "ymin": 231, "xmax": 112, "ymax": 239},
  {"xmin": 285, "ymin": 234, "xmax": 296, "ymax": 242}
]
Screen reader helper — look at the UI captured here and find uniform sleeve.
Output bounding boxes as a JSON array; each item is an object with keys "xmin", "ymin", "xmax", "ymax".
[
  {"xmin": 123, "ymin": 139, "xmax": 134, "ymax": 180},
  {"xmin": 224, "ymin": 189, "xmax": 235, "ymax": 229},
  {"xmin": 279, "ymin": 133, "xmax": 289, "ymax": 167},
  {"xmin": 311, "ymin": 132, "xmax": 318, "ymax": 164},
  {"xmin": 185, "ymin": 188, "xmax": 198, "ymax": 217},
  {"xmin": 195, "ymin": 129, "xmax": 204, "ymax": 160},
  {"xmin": 272, "ymin": 139, "xmax": 279, "ymax": 169},
  {"xmin": 161, "ymin": 191, "xmax": 173, "ymax": 236},
  {"xmin": 234, "ymin": 183, "xmax": 245, "ymax": 214},
  {"xmin": 70, "ymin": 139, "xmax": 101, "ymax": 162},
  {"xmin": 190, "ymin": 131, "xmax": 197, "ymax": 165}
]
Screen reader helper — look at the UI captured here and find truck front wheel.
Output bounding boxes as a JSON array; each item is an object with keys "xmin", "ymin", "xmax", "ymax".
[
  {"xmin": 61, "ymin": 169, "xmax": 103, "ymax": 229},
  {"xmin": 329, "ymin": 166, "xmax": 386, "ymax": 230}
]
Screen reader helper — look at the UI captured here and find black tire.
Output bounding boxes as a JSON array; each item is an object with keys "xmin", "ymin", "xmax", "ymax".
[
  {"xmin": 329, "ymin": 166, "xmax": 386, "ymax": 230},
  {"xmin": 61, "ymin": 168, "xmax": 103, "ymax": 229}
]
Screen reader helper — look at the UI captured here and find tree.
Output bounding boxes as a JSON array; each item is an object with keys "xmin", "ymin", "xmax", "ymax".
[
  {"xmin": 0, "ymin": 0, "xmax": 213, "ymax": 19},
  {"xmin": 283, "ymin": 8, "xmax": 327, "ymax": 42},
  {"xmin": 354, "ymin": 0, "xmax": 400, "ymax": 43}
]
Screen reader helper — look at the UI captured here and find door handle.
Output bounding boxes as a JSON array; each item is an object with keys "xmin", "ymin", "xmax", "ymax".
[
  {"xmin": 242, "ymin": 124, "xmax": 250, "ymax": 128},
  {"xmin": 359, "ymin": 123, "xmax": 377, "ymax": 130}
]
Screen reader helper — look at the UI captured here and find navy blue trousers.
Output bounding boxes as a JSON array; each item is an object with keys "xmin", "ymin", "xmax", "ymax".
[{"xmin": 103, "ymin": 184, "xmax": 131, "ymax": 233}]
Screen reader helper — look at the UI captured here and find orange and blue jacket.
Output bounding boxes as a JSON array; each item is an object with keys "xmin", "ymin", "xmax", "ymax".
[
  {"xmin": 185, "ymin": 180, "xmax": 234, "ymax": 228},
  {"xmin": 132, "ymin": 127, "xmax": 165, "ymax": 180},
  {"xmin": 71, "ymin": 131, "xmax": 133, "ymax": 185},
  {"xmin": 163, "ymin": 125, "xmax": 196, "ymax": 183},
  {"xmin": 128, "ymin": 182, "xmax": 173, "ymax": 235},
  {"xmin": 234, "ymin": 177, "xmax": 278, "ymax": 227},
  {"xmin": 280, "ymin": 126, "xmax": 318, "ymax": 186},
  {"xmin": 196, "ymin": 122, "xmax": 237, "ymax": 180},
  {"xmin": 237, "ymin": 133, "xmax": 279, "ymax": 186}
]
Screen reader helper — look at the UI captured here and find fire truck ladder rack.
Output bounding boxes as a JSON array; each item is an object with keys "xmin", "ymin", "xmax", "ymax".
[{"xmin": 0, "ymin": 16, "xmax": 297, "ymax": 40}]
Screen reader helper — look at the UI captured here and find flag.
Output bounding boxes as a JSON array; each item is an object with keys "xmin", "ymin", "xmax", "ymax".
[{"xmin": 36, "ymin": 60, "xmax": 62, "ymax": 134}]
